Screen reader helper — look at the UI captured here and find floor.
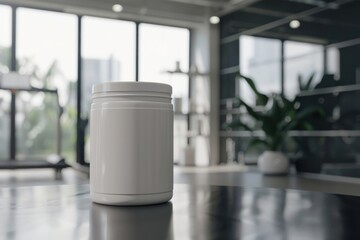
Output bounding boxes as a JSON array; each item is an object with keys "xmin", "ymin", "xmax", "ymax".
[{"xmin": 1, "ymin": 165, "xmax": 360, "ymax": 196}]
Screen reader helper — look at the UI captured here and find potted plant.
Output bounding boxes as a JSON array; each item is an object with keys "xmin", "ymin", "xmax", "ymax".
[{"xmin": 227, "ymin": 74, "xmax": 324, "ymax": 175}]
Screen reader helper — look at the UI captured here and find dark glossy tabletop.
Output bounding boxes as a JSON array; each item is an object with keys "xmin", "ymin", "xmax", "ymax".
[{"xmin": 0, "ymin": 184, "xmax": 359, "ymax": 240}]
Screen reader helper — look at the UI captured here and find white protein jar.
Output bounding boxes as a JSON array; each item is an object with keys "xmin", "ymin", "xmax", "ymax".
[{"xmin": 90, "ymin": 82, "xmax": 173, "ymax": 206}]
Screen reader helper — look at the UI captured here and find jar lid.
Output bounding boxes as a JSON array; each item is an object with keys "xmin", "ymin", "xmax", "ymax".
[{"xmin": 92, "ymin": 82, "xmax": 172, "ymax": 94}]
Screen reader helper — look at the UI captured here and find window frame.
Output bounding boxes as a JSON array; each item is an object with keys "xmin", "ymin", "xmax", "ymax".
[
  {"xmin": 2, "ymin": 3, "xmax": 192, "ymax": 165},
  {"xmin": 239, "ymin": 34, "xmax": 327, "ymax": 97}
]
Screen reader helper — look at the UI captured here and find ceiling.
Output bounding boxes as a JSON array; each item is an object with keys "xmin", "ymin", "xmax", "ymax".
[
  {"xmin": 0, "ymin": 0, "xmax": 234, "ymax": 26},
  {"xmin": 220, "ymin": 0, "xmax": 360, "ymax": 45},
  {"xmin": 1, "ymin": 0, "xmax": 358, "ymax": 43}
]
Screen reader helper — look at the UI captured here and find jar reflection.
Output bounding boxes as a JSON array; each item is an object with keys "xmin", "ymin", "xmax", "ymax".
[{"xmin": 90, "ymin": 202, "xmax": 173, "ymax": 240}]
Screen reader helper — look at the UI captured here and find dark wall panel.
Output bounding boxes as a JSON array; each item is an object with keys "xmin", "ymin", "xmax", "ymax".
[
  {"xmin": 220, "ymin": 73, "xmax": 237, "ymax": 99},
  {"xmin": 340, "ymin": 44, "xmax": 360, "ymax": 85},
  {"xmin": 220, "ymin": 40, "xmax": 239, "ymax": 70}
]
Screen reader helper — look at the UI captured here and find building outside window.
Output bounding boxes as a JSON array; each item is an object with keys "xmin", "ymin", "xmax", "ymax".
[
  {"xmin": 239, "ymin": 36, "xmax": 282, "ymax": 105},
  {"xmin": 284, "ymin": 41, "xmax": 324, "ymax": 98},
  {"xmin": 81, "ymin": 16, "xmax": 136, "ymax": 118},
  {"xmin": 16, "ymin": 8, "xmax": 78, "ymax": 162},
  {"xmin": 239, "ymin": 36, "xmax": 324, "ymax": 100}
]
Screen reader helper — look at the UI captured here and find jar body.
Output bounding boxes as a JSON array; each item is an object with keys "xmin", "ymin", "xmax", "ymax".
[{"xmin": 90, "ymin": 83, "xmax": 173, "ymax": 205}]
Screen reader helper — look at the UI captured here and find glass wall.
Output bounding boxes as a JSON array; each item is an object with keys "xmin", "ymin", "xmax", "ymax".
[
  {"xmin": 139, "ymin": 24, "xmax": 190, "ymax": 163},
  {"xmin": 0, "ymin": 5, "xmax": 11, "ymax": 70},
  {"xmin": 239, "ymin": 36, "xmax": 282, "ymax": 104},
  {"xmin": 16, "ymin": 8, "xmax": 77, "ymax": 161},
  {"xmin": 284, "ymin": 41, "xmax": 324, "ymax": 98},
  {"xmin": 81, "ymin": 17, "xmax": 136, "ymax": 162},
  {"xmin": 0, "ymin": 5, "xmax": 12, "ymax": 159},
  {"xmin": 236, "ymin": 36, "xmax": 326, "ymax": 164},
  {"xmin": 0, "ymin": 5, "xmax": 191, "ymax": 164},
  {"xmin": 239, "ymin": 36, "xmax": 324, "ymax": 100},
  {"xmin": 139, "ymin": 23, "xmax": 190, "ymax": 98},
  {"xmin": 326, "ymin": 47, "xmax": 340, "ymax": 77}
]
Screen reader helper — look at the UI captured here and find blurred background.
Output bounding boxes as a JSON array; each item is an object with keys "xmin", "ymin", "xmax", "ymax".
[{"xmin": 0, "ymin": 0, "xmax": 359, "ymax": 178}]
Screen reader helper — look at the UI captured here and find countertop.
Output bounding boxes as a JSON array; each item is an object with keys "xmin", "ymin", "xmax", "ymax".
[{"xmin": 1, "ymin": 183, "xmax": 360, "ymax": 240}]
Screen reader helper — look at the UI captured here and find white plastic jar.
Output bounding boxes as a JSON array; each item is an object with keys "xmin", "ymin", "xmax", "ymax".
[{"xmin": 90, "ymin": 82, "xmax": 173, "ymax": 206}]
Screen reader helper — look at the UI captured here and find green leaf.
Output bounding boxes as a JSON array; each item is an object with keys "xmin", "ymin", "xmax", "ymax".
[
  {"xmin": 281, "ymin": 118, "xmax": 301, "ymax": 132},
  {"xmin": 238, "ymin": 74, "xmax": 269, "ymax": 106},
  {"xmin": 282, "ymin": 107, "xmax": 325, "ymax": 132},
  {"xmin": 247, "ymin": 138, "xmax": 270, "ymax": 152},
  {"xmin": 238, "ymin": 74, "xmax": 258, "ymax": 94},
  {"xmin": 269, "ymin": 132, "xmax": 285, "ymax": 151},
  {"xmin": 281, "ymin": 95, "xmax": 296, "ymax": 113},
  {"xmin": 226, "ymin": 121, "xmax": 252, "ymax": 131},
  {"xmin": 298, "ymin": 73, "xmax": 315, "ymax": 91},
  {"xmin": 267, "ymin": 97, "xmax": 283, "ymax": 123},
  {"xmin": 256, "ymin": 94, "xmax": 269, "ymax": 106},
  {"xmin": 239, "ymin": 99, "xmax": 264, "ymax": 121},
  {"xmin": 305, "ymin": 73, "xmax": 315, "ymax": 90},
  {"xmin": 301, "ymin": 121, "xmax": 314, "ymax": 130},
  {"xmin": 233, "ymin": 98, "xmax": 241, "ymax": 108},
  {"xmin": 298, "ymin": 74, "xmax": 304, "ymax": 91},
  {"xmin": 296, "ymin": 106, "xmax": 325, "ymax": 121},
  {"xmin": 261, "ymin": 116, "xmax": 278, "ymax": 136}
]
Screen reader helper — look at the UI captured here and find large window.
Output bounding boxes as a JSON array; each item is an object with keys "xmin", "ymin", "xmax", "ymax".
[
  {"xmin": 0, "ymin": 5, "xmax": 12, "ymax": 159},
  {"xmin": 139, "ymin": 24, "xmax": 190, "ymax": 163},
  {"xmin": 0, "ymin": 5, "xmax": 11, "ymax": 70},
  {"xmin": 239, "ymin": 36, "xmax": 325, "ymax": 101},
  {"xmin": 82, "ymin": 16, "xmax": 136, "ymax": 117},
  {"xmin": 16, "ymin": 8, "xmax": 77, "ymax": 161},
  {"xmin": 139, "ymin": 23, "xmax": 190, "ymax": 98},
  {"xmin": 326, "ymin": 47, "xmax": 340, "ymax": 77},
  {"xmin": 240, "ymin": 36, "xmax": 282, "ymax": 104},
  {"xmin": 284, "ymin": 41, "xmax": 324, "ymax": 98},
  {"xmin": 0, "ymin": 6, "xmax": 191, "ymax": 164}
]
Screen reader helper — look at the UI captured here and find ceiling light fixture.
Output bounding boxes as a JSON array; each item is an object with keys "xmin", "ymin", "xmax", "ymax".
[
  {"xmin": 112, "ymin": 4, "xmax": 123, "ymax": 13},
  {"xmin": 209, "ymin": 16, "xmax": 220, "ymax": 24},
  {"xmin": 289, "ymin": 20, "xmax": 301, "ymax": 29}
]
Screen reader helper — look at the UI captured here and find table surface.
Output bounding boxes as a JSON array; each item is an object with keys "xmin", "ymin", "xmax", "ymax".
[{"xmin": 0, "ymin": 184, "xmax": 359, "ymax": 240}]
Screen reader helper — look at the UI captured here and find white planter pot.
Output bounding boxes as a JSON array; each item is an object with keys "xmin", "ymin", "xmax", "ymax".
[{"xmin": 258, "ymin": 151, "xmax": 289, "ymax": 175}]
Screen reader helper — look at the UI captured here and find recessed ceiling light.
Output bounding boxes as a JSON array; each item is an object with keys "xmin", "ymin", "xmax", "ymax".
[
  {"xmin": 289, "ymin": 20, "xmax": 300, "ymax": 29},
  {"xmin": 112, "ymin": 4, "xmax": 123, "ymax": 13},
  {"xmin": 209, "ymin": 16, "xmax": 220, "ymax": 25}
]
